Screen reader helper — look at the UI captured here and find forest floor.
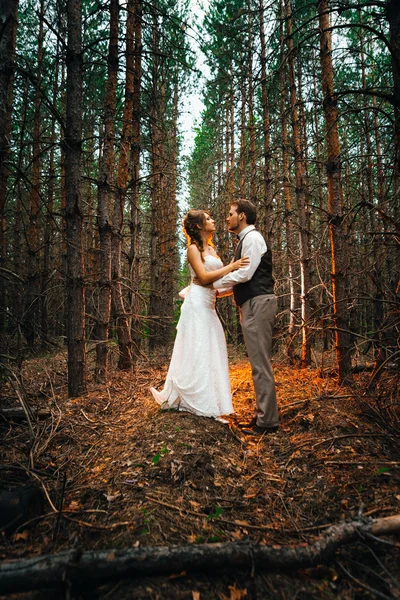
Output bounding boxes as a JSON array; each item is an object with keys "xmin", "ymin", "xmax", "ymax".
[{"xmin": 0, "ymin": 346, "xmax": 400, "ymax": 599}]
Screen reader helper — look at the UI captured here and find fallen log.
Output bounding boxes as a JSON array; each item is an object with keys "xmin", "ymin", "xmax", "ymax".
[{"xmin": 0, "ymin": 515, "xmax": 399, "ymax": 594}]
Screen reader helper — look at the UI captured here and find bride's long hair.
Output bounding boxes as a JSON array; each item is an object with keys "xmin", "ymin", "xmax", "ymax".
[{"xmin": 182, "ymin": 210, "xmax": 214, "ymax": 259}]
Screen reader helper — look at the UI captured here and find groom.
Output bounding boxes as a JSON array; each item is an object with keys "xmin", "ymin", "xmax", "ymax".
[{"xmin": 213, "ymin": 199, "xmax": 279, "ymax": 435}]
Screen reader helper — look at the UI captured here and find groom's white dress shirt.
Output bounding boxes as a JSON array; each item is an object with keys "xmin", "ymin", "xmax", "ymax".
[{"xmin": 213, "ymin": 225, "xmax": 267, "ymax": 291}]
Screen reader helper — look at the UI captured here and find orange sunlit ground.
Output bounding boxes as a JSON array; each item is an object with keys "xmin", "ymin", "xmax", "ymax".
[{"xmin": 1, "ymin": 351, "xmax": 399, "ymax": 598}]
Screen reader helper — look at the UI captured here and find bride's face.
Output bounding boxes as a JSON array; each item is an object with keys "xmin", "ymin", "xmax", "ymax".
[{"xmin": 202, "ymin": 213, "xmax": 216, "ymax": 234}]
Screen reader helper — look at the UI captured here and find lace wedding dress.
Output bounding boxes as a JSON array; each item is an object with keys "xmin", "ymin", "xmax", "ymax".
[{"xmin": 150, "ymin": 255, "xmax": 233, "ymax": 418}]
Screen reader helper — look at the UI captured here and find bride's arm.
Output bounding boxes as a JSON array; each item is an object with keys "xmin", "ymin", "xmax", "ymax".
[{"xmin": 187, "ymin": 245, "xmax": 249, "ymax": 286}]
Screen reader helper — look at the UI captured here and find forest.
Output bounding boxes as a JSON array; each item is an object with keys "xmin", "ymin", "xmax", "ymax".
[{"xmin": 0, "ymin": 0, "xmax": 399, "ymax": 598}]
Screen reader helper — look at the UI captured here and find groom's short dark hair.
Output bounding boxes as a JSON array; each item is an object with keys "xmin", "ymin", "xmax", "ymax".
[{"xmin": 232, "ymin": 199, "xmax": 257, "ymax": 225}]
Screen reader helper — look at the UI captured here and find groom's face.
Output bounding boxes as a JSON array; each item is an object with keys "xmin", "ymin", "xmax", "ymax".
[{"xmin": 227, "ymin": 205, "xmax": 242, "ymax": 233}]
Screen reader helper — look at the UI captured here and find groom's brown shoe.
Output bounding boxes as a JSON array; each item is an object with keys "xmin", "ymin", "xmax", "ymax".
[
  {"xmin": 241, "ymin": 424, "xmax": 279, "ymax": 436},
  {"xmin": 237, "ymin": 417, "xmax": 257, "ymax": 429}
]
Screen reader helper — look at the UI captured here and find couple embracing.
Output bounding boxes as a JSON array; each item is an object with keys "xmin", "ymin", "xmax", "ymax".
[{"xmin": 150, "ymin": 199, "xmax": 279, "ymax": 436}]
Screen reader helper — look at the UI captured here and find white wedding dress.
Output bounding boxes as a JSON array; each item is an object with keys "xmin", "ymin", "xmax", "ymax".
[{"xmin": 150, "ymin": 255, "xmax": 233, "ymax": 418}]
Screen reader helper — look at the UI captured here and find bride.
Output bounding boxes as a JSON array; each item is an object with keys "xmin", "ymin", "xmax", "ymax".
[{"xmin": 150, "ymin": 209, "xmax": 249, "ymax": 419}]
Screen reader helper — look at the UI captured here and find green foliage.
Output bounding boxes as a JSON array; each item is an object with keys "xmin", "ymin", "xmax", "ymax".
[
  {"xmin": 206, "ymin": 504, "xmax": 222, "ymax": 521},
  {"xmin": 152, "ymin": 445, "xmax": 170, "ymax": 465}
]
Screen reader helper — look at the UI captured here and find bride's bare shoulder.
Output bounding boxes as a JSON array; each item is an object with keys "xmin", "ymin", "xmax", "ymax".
[
  {"xmin": 187, "ymin": 244, "xmax": 201, "ymax": 259},
  {"xmin": 186, "ymin": 244, "xmax": 201, "ymax": 264}
]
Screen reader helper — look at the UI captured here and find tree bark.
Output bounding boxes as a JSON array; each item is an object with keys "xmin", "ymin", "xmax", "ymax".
[
  {"xmin": 111, "ymin": 0, "xmax": 135, "ymax": 371},
  {"xmin": 0, "ymin": 0, "xmax": 19, "ymax": 333},
  {"xmin": 279, "ymin": 0, "xmax": 296, "ymax": 356},
  {"xmin": 259, "ymin": 0, "xmax": 273, "ymax": 239},
  {"xmin": 25, "ymin": 0, "xmax": 44, "ymax": 348},
  {"xmin": 239, "ymin": 57, "xmax": 247, "ymax": 198},
  {"xmin": 129, "ymin": 0, "xmax": 142, "ymax": 352},
  {"xmin": 95, "ymin": 0, "xmax": 119, "ymax": 383},
  {"xmin": 64, "ymin": 0, "xmax": 86, "ymax": 397},
  {"xmin": 1, "ymin": 515, "xmax": 399, "ymax": 594},
  {"xmin": 42, "ymin": 35, "xmax": 60, "ymax": 345},
  {"xmin": 386, "ymin": 0, "xmax": 400, "ymax": 288},
  {"xmin": 285, "ymin": 0, "xmax": 311, "ymax": 367},
  {"xmin": 318, "ymin": 0, "xmax": 352, "ymax": 381},
  {"xmin": 247, "ymin": 5, "xmax": 257, "ymax": 205},
  {"xmin": 387, "ymin": 0, "xmax": 400, "ymax": 198},
  {"xmin": 149, "ymin": 3, "xmax": 174, "ymax": 349}
]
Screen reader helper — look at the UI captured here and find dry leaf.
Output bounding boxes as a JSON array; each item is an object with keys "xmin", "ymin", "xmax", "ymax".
[
  {"xmin": 169, "ymin": 570, "xmax": 186, "ymax": 579},
  {"xmin": 228, "ymin": 586, "xmax": 247, "ymax": 600},
  {"xmin": 192, "ymin": 592, "xmax": 201, "ymax": 600},
  {"xmin": 14, "ymin": 530, "xmax": 29, "ymax": 542},
  {"xmin": 104, "ymin": 492, "xmax": 122, "ymax": 502}
]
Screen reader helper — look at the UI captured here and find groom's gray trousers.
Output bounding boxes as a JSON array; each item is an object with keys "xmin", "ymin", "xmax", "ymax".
[{"xmin": 239, "ymin": 294, "xmax": 279, "ymax": 428}]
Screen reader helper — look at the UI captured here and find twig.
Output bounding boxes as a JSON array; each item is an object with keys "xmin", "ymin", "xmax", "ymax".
[
  {"xmin": 80, "ymin": 407, "xmax": 124, "ymax": 428},
  {"xmin": 102, "ymin": 388, "xmax": 112, "ymax": 412},
  {"xmin": 62, "ymin": 515, "xmax": 130, "ymax": 530},
  {"xmin": 280, "ymin": 399, "xmax": 310, "ymax": 411},
  {"xmin": 311, "ymin": 433, "xmax": 389, "ymax": 450},
  {"xmin": 364, "ymin": 507, "xmax": 398, "ymax": 517},
  {"xmin": 53, "ymin": 472, "xmax": 67, "ymax": 542},
  {"xmin": 10, "ymin": 378, "xmax": 35, "ymax": 447},
  {"xmin": 145, "ymin": 495, "xmax": 277, "ymax": 531},
  {"xmin": 337, "ymin": 561, "xmax": 393, "ymax": 600},
  {"xmin": 362, "ymin": 543, "xmax": 400, "ymax": 588},
  {"xmin": 286, "ymin": 522, "xmax": 333, "ymax": 533},
  {"xmin": 80, "ymin": 408, "xmax": 96, "ymax": 423},
  {"xmin": 321, "ymin": 460, "xmax": 399, "ymax": 466},
  {"xmin": 367, "ymin": 349, "xmax": 400, "ymax": 390},
  {"xmin": 280, "ymin": 496, "xmax": 307, "ymax": 541},
  {"xmin": 284, "ymin": 433, "xmax": 390, "ymax": 468},
  {"xmin": 364, "ymin": 532, "xmax": 400, "ymax": 548},
  {"xmin": 15, "ymin": 509, "xmax": 111, "ymax": 531},
  {"xmin": 28, "ymin": 470, "xmax": 58, "ymax": 513}
]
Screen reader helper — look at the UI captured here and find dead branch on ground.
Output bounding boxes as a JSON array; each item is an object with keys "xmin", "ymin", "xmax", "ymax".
[{"xmin": 0, "ymin": 514, "xmax": 399, "ymax": 594}]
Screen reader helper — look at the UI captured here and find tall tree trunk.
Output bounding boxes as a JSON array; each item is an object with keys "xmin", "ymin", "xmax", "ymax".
[
  {"xmin": 259, "ymin": 0, "xmax": 273, "ymax": 239},
  {"xmin": 386, "ymin": 0, "xmax": 400, "ymax": 286},
  {"xmin": 64, "ymin": 0, "xmax": 86, "ymax": 396},
  {"xmin": 239, "ymin": 61, "xmax": 246, "ymax": 197},
  {"xmin": 149, "ymin": 4, "xmax": 168, "ymax": 349},
  {"xmin": 13, "ymin": 78, "xmax": 28, "ymax": 351},
  {"xmin": 387, "ymin": 0, "xmax": 400, "ymax": 199},
  {"xmin": 285, "ymin": 0, "xmax": 311, "ymax": 367},
  {"xmin": 247, "ymin": 6, "xmax": 257, "ymax": 205},
  {"xmin": 359, "ymin": 13, "xmax": 385, "ymax": 369},
  {"xmin": 226, "ymin": 73, "xmax": 235, "ymax": 199},
  {"xmin": 164, "ymin": 74, "xmax": 179, "ymax": 320},
  {"xmin": 318, "ymin": 0, "xmax": 352, "ymax": 381},
  {"xmin": 42, "ymin": 37, "xmax": 61, "ymax": 345},
  {"xmin": 113, "ymin": 0, "xmax": 136, "ymax": 370},
  {"xmin": 279, "ymin": 0, "xmax": 296, "ymax": 357},
  {"xmin": 0, "ymin": 0, "xmax": 18, "ymax": 333},
  {"xmin": 25, "ymin": 0, "xmax": 44, "ymax": 347},
  {"xmin": 95, "ymin": 0, "xmax": 119, "ymax": 382},
  {"xmin": 84, "ymin": 104, "xmax": 97, "ymax": 276},
  {"xmin": 129, "ymin": 0, "xmax": 142, "ymax": 351}
]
